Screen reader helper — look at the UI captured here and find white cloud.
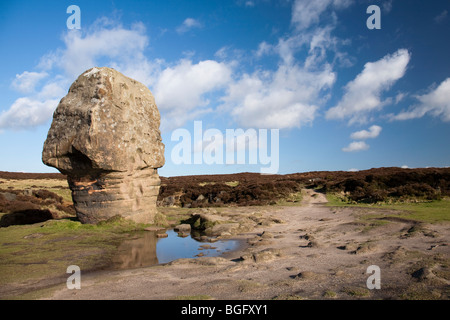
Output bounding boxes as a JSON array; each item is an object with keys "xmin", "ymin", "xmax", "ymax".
[
  {"xmin": 291, "ymin": 0, "xmax": 353, "ymax": 30},
  {"xmin": 350, "ymin": 125, "xmax": 382, "ymax": 140},
  {"xmin": 391, "ymin": 78, "xmax": 450, "ymax": 122},
  {"xmin": 401, "ymin": 165, "xmax": 409, "ymax": 169},
  {"xmin": 255, "ymin": 41, "xmax": 273, "ymax": 58},
  {"xmin": 176, "ymin": 18, "xmax": 202, "ymax": 34},
  {"xmin": 348, "ymin": 168, "xmax": 359, "ymax": 172},
  {"xmin": 342, "ymin": 141, "xmax": 369, "ymax": 152},
  {"xmin": 11, "ymin": 71, "xmax": 48, "ymax": 93},
  {"xmin": 153, "ymin": 59, "xmax": 233, "ymax": 129},
  {"xmin": 60, "ymin": 22, "xmax": 150, "ymax": 79},
  {"xmin": 0, "ymin": 97, "xmax": 59, "ymax": 129},
  {"xmin": 222, "ymin": 61, "xmax": 335, "ymax": 129},
  {"xmin": 1, "ymin": 20, "xmax": 155, "ymax": 131},
  {"xmin": 326, "ymin": 49, "xmax": 410, "ymax": 124},
  {"xmin": 221, "ymin": 4, "xmax": 351, "ymax": 130}
]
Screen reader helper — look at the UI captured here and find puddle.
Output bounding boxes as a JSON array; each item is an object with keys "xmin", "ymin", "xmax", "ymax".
[{"xmin": 111, "ymin": 229, "xmax": 240, "ymax": 269}]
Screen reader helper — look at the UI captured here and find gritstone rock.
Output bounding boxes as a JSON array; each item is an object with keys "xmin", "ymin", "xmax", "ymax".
[{"xmin": 42, "ymin": 67, "xmax": 165, "ymax": 224}]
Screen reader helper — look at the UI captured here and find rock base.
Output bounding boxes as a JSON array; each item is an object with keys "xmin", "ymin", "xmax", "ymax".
[{"xmin": 67, "ymin": 168, "xmax": 160, "ymax": 224}]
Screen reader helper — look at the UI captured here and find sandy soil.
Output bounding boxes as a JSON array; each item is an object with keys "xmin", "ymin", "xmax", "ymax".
[{"xmin": 47, "ymin": 189, "xmax": 449, "ymax": 300}]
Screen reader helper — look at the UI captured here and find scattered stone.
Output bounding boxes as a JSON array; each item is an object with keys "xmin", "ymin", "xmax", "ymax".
[
  {"xmin": 351, "ymin": 242, "xmax": 378, "ymax": 255},
  {"xmin": 42, "ymin": 67, "xmax": 164, "ymax": 224},
  {"xmin": 337, "ymin": 242, "xmax": 359, "ymax": 251},
  {"xmin": 205, "ymin": 223, "xmax": 239, "ymax": 237},
  {"xmin": 177, "ymin": 232, "xmax": 189, "ymax": 238},
  {"xmin": 299, "ymin": 233, "xmax": 314, "ymax": 240},
  {"xmin": 260, "ymin": 231, "xmax": 274, "ymax": 239},
  {"xmin": 306, "ymin": 240, "xmax": 322, "ymax": 248},
  {"xmin": 291, "ymin": 271, "xmax": 325, "ymax": 280},
  {"xmin": 156, "ymin": 233, "xmax": 168, "ymax": 238},
  {"xmin": 0, "ymin": 192, "xmax": 16, "ymax": 201},
  {"xmin": 240, "ymin": 248, "xmax": 283, "ymax": 263},
  {"xmin": 174, "ymin": 224, "xmax": 191, "ymax": 233}
]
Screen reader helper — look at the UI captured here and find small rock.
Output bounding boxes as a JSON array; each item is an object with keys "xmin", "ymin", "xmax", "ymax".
[
  {"xmin": 260, "ymin": 231, "xmax": 274, "ymax": 239},
  {"xmin": 306, "ymin": 240, "xmax": 322, "ymax": 248},
  {"xmin": 206, "ymin": 223, "xmax": 239, "ymax": 237},
  {"xmin": 292, "ymin": 271, "xmax": 324, "ymax": 280},
  {"xmin": 156, "ymin": 233, "xmax": 168, "ymax": 238},
  {"xmin": 174, "ymin": 224, "xmax": 191, "ymax": 233},
  {"xmin": 177, "ymin": 232, "xmax": 189, "ymax": 238},
  {"xmin": 0, "ymin": 192, "xmax": 17, "ymax": 201},
  {"xmin": 241, "ymin": 248, "xmax": 283, "ymax": 263}
]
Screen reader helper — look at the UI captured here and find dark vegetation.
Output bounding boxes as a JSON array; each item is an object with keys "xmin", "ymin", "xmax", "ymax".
[
  {"xmin": 0, "ymin": 172, "xmax": 75, "ymax": 227},
  {"xmin": 158, "ymin": 167, "xmax": 450, "ymax": 207},
  {"xmin": 1, "ymin": 167, "xmax": 449, "ymax": 217}
]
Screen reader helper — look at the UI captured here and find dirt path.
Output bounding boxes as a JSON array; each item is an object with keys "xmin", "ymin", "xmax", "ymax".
[{"xmin": 47, "ymin": 190, "xmax": 450, "ymax": 300}]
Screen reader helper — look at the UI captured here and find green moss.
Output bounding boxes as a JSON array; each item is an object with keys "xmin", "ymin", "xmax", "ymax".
[
  {"xmin": 0, "ymin": 217, "xmax": 148, "ymax": 297},
  {"xmin": 342, "ymin": 286, "xmax": 371, "ymax": 297},
  {"xmin": 276, "ymin": 191, "xmax": 303, "ymax": 206},
  {"xmin": 323, "ymin": 290, "xmax": 337, "ymax": 298},
  {"xmin": 326, "ymin": 194, "xmax": 450, "ymax": 224},
  {"xmin": 400, "ymin": 284, "xmax": 444, "ymax": 300}
]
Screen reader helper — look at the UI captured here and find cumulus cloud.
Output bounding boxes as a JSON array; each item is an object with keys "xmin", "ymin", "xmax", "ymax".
[
  {"xmin": 1, "ymin": 19, "xmax": 231, "ymax": 131},
  {"xmin": 350, "ymin": 125, "xmax": 382, "ymax": 140},
  {"xmin": 221, "ymin": 60, "xmax": 335, "ymax": 129},
  {"xmin": 326, "ymin": 49, "xmax": 410, "ymax": 124},
  {"xmin": 153, "ymin": 59, "xmax": 233, "ymax": 129},
  {"xmin": 176, "ymin": 18, "xmax": 202, "ymax": 34},
  {"xmin": 219, "ymin": 0, "xmax": 362, "ymax": 129},
  {"xmin": 60, "ymin": 22, "xmax": 150, "ymax": 80},
  {"xmin": 1, "ymin": 20, "xmax": 154, "ymax": 131},
  {"xmin": 342, "ymin": 141, "xmax": 369, "ymax": 152},
  {"xmin": 391, "ymin": 78, "xmax": 450, "ymax": 122},
  {"xmin": 0, "ymin": 97, "xmax": 59, "ymax": 129},
  {"xmin": 291, "ymin": 0, "xmax": 353, "ymax": 30},
  {"xmin": 11, "ymin": 71, "xmax": 48, "ymax": 94}
]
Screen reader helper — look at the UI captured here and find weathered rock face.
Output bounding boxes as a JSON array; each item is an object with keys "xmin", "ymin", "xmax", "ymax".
[{"xmin": 42, "ymin": 67, "xmax": 165, "ymax": 224}]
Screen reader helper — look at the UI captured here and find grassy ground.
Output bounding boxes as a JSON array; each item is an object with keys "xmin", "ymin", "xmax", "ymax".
[
  {"xmin": 0, "ymin": 214, "xmax": 179, "ymax": 299},
  {"xmin": 326, "ymin": 193, "xmax": 450, "ymax": 224}
]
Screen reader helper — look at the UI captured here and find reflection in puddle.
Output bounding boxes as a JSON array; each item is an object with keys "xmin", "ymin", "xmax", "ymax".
[{"xmin": 112, "ymin": 229, "xmax": 240, "ymax": 269}]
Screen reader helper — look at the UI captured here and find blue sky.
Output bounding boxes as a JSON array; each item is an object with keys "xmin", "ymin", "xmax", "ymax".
[{"xmin": 0, "ymin": 0, "xmax": 449, "ymax": 177}]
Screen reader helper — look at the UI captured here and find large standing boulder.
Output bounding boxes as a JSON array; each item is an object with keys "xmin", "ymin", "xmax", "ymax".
[{"xmin": 42, "ymin": 67, "xmax": 165, "ymax": 224}]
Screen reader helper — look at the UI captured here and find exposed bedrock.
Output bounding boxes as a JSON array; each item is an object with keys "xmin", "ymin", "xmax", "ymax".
[{"xmin": 42, "ymin": 67, "xmax": 165, "ymax": 224}]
